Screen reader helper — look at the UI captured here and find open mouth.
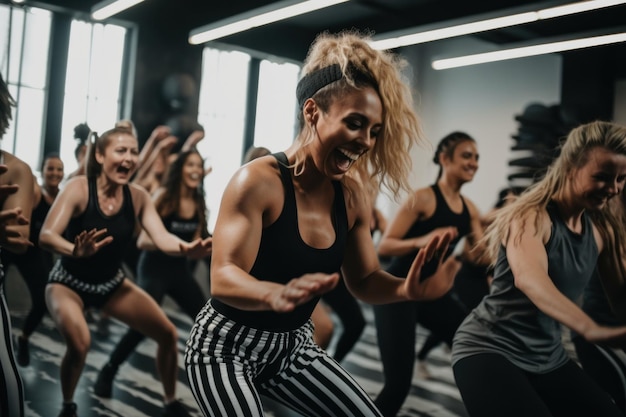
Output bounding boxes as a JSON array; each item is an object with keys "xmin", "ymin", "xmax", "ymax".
[{"xmin": 335, "ymin": 149, "xmax": 360, "ymax": 172}]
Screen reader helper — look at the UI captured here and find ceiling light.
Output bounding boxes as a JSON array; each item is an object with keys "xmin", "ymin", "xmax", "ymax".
[
  {"xmin": 431, "ymin": 32, "xmax": 626, "ymax": 69},
  {"xmin": 370, "ymin": 0, "xmax": 626, "ymax": 50},
  {"xmin": 91, "ymin": 0, "xmax": 145, "ymax": 21},
  {"xmin": 189, "ymin": 0, "xmax": 349, "ymax": 45}
]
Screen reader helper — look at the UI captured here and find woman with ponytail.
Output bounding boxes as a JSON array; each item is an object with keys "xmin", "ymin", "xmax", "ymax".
[
  {"xmin": 373, "ymin": 131, "xmax": 484, "ymax": 416},
  {"xmin": 39, "ymin": 126, "xmax": 211, "ymax": 417},
  {"xmin": 452, "ymin": 120, "xmax": 626, "ymax": 417}
]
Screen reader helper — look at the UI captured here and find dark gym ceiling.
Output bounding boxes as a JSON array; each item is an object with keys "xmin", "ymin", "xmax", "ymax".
[{"xmin": 18, "ymin": 0, "xmax": 626, "ymax": 62}]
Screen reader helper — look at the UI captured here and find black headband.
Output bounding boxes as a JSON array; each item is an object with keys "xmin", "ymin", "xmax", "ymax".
[{"xmin": 296, "ymin": 64, "xmax": 343, "ymax": 109}]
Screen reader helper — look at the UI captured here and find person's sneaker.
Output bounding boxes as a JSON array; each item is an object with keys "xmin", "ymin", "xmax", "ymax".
[
  {"xmin": 15, "ymin": 335, "xmax": 29, "ymax": 367},
  {"xmin": 416, "ymin": 360, "xmax": 432, "ymax": 379},
  {"xmin": 93, "ymin": 363, "xmax": 117, "ymax": 398},
  {"xmin": 96, "ymin": 316, "xmax": 110, "ymax": 337},
  {"xmin": 58, "ymin": 402, "xmax": 77, "ymax": 417},
  {"xmin": 162, "ymin": 399, "xmax": 192, "ymax": 417}
]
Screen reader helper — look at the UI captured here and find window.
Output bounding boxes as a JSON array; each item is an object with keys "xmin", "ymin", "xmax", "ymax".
[
  {"xmin": 60, "ymin": 20, "xmax": 127, "ymax": 176},
  {"xmin": 253, "ymin": 59, "xmax": 300, "ymax": 152},
  {"xmin": 0, "ymin": 5, "xmax": 52, "ymax": 171},
  {"xmin": 196, "ymin": 47, "xmax": 250, "ymax": 232},
  {"xmin": 196, "ymin": 48, "xmax": 301, "ymax": 232}
]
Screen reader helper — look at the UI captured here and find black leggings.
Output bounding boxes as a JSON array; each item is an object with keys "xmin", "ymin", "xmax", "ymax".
[
  {"xmin": 1, "ymin": 247, "xmax": 52, "ymax": 337},
  {"xmin": 453, "ymin": 353, "xmax": 622, "ymax": 417},
  {"xmin": 572, "ymin": 333, "xmax": 626, "ymax": 414},
  {"xmin": 107, "ymin": 254, "xmax": 206, "ymax": 367},
  {"xmin": 321, "ymin": 278, "xmax": 365, "ymax": 363},
  {"xmin": 372, "ymin": 292, "xmax": 467, "ymax": 416}
]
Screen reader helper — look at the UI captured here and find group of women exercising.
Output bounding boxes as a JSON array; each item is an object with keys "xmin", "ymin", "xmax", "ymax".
[{"xmin": 2, "ymin": 29, "xmax": 626, "ymax": 417}]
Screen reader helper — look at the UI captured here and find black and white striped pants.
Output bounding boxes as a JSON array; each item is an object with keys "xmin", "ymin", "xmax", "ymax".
[
  {"xmin": 185, "ymin": 300, "xmax": 382, "ymax": 417},
  {"xmin": 0, "ymin": 279, "xmax": 24, "ymax": 417}
]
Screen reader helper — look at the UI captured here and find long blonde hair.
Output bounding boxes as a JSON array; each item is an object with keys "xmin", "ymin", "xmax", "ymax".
[
  {"xmin": 292, "ymin": 30, "xmax": 424, "ymax": 199},
  {"xmin": 483, "ymin": 121, "xmax": 626, "ymax": 280}
]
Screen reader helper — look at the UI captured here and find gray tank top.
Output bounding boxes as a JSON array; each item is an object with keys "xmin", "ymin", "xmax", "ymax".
[{"xmin": 452, "ymin": 203, "xmax": 598, "ymax": 373}]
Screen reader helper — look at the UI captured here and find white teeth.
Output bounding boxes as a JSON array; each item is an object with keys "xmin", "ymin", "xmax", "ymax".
[
  {"xmin": 190, "ymin": 174, "xmax": 200, "ymax": 180},
  {"xmin": 339, "ymin": 149, "xmax": 360, "ymax": 161}
]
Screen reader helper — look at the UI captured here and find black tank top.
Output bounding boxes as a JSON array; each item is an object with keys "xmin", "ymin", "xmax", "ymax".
[
  {"xmin": 386, "ymin": 183, "xmax": 470, "ymax": 279},
  {"xmin": 140, "ymin": 212, "xmax": 199, "ymax": 264},
  {"xmin": 30, "ymin": 196, "xmax": 51, "ymax": 245},
  {"xmin": 212, "ymin": 152, "xmax": 348, "ymax": 331},
  {"xmin": 61, "ymin": 178, "xmax": 135, "ymax": 283}
]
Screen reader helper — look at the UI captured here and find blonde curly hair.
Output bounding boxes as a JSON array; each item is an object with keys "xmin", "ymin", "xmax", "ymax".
[{"xmin": 292, "ymin": 30, "xmax": 424, "ymax": 199}]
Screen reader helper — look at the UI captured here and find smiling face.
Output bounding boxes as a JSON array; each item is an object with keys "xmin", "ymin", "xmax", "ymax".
[
  {"xmin": 181, "ymin": 152, "xmax": 204, "ymax": 190},
  {"xmin": 570, "ymin": 146, "xmax": 626, "ymax": 210},
  {"xmin": 442, "ymin": 139, "xmax": 479, "ymax": 184},
  {"xmin": 307, "ymin": 86, "xmax": 383, "ymax": 180},
  {"xmin": 95, "ymin": 132, "xmax": 139, "ymax": 184},
  {"xmin": 42, "ymin": 156, "xmax": 64, "ymax": 189}
]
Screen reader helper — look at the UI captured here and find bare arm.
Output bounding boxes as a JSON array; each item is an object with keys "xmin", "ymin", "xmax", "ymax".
[
  {"xmin": 0, "ymin": 156, "xmax": 34, "ymax": 253},
  {"xmin": 377, "ymin": 188, "xmax": 457, "ymax": 257},
  {"xmin": 133, "ymin": 184, "xmax": 211, "ymax": 258},
  {"xmin": 342, "ymin": 181, "xmax": 456, "ymax": 304},
  {"xmin": 210, "ymin": 160, "xmax": 338, "ymax": 312},
  {"xmin": 39, "ymin": 177, "xmax": 111, "ymax": 257},
  {"xmin": 508, "ymin": 210, "xmax": 626, "ymax": 344}
]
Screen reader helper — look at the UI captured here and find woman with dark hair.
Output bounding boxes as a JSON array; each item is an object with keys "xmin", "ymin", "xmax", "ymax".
[
  {"xmin": 2, "ymin": 153, "xmax": 64, "ymax": 366},
  {"xmin": 39, "ymin": 127, "xmax": 211, "ymax": 417},
  {"xmin": 452, "ymin": 120, "xmax": 626, "ymax": 417},
  {"xmin": 0, "ymin": 71, "xmax": 35, "ymax": 417},
  {"xmin": 94, "ymin": 149, "xmax": 212, "ymax": 398},
  {"xmin": 373, "ymin": 131, "xmax": 484, "ymax": 416}
]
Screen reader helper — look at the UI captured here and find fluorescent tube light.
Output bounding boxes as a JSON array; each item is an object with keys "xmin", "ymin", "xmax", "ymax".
[
  {"xmin": 370, "ymin": 0, "xmax": 626, "ymax": 50},
  {"xmin": 91, "ymin": 0, "xmax": 145, "ymax": 21},
  {"xmin": 189, "ymin": 0, "xmax": 349, "ymax": 45},
  {"xmin": 432, "ymin": 32, "xmax": 626, "ymax": 69}
]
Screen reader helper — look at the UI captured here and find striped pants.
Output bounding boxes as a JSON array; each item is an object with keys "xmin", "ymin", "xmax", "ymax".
[
  {"xmin": 185, "ymin": 300, "xmax": 382, "ymax": 417},
  {"xmin": 0, "ymin": 280, "xmax": 24, "ymax": 417}
]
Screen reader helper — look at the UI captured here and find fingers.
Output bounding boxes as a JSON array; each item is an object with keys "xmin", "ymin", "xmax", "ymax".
[
  {"xmin": 274, "ymin": 273, "xmax": 340, "ymax": 312},
  {"xmin": 0, "ymin": 207, "xmax": 22, "ymax": 223},
  {"xmin": 0, "ymin": 184, "xmax": 19, "ymax": 198}
]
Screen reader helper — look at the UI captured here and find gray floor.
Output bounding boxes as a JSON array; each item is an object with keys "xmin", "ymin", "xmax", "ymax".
[{"xmin": 5, "ymin": 263, "xmax": 468, "ymax": 417}]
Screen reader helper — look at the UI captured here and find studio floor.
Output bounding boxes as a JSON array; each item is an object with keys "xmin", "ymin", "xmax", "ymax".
[{"xmin": 9, "ymin": 301, "xmax": 468, "ymax": 417}]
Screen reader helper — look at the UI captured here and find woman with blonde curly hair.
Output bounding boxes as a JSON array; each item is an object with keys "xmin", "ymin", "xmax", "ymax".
[
  {"xmin": 184, "ymin": 31, "xmax": 454, "ymax": 417},
  {"xmin": 452, "ymin": 120, "xmax": 626, "ymax": 417}
]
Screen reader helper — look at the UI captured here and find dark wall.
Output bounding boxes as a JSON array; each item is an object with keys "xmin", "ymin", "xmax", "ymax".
[
  {"xmin": 131, "ymin": 26, "xmax": 204, "ymax": 147},
  {"xmin": 560, "ymin": 44, "xmax": 626, "ymax": 123}
]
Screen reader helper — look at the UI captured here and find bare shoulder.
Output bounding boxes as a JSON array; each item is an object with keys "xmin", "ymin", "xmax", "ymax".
[
  {"xmin": 228, "ymin": 156, "xmax": 283, "ymax": 204},
  {"xmin": 2, "ymin": 152, "xmax": 32, "ymax": 184},
  {"xmin": 60, "ymin": 176, "xmax": 87, "ymax": 195},
  {"xmin": 128, "ymin": 182, "xmax": 152, "ymax": 206},
  {"xmin": 401, "ymin": 186, "xmax": 435, "ymax": 216},
  {"xmin": 511, "ymin": 207, "xmax": 551, "ymax": 242}
]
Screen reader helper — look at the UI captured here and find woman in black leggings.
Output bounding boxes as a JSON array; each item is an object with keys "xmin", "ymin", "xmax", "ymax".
[
  {"xmin": 452, "ymin": 121, "xmax": 626, "ymax": 417},
  {"xmin": 373, "ymin": 131, "xmax": 484, "ymax": 416},
  {"xmin": 94, "ymin": 149, "xmax": 211, "ymax": 397}
]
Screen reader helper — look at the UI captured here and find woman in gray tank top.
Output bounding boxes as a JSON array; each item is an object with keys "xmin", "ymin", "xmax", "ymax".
[{"xmin": 452, "ymin": 120, "xmax": 626, "ymax": 417}]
